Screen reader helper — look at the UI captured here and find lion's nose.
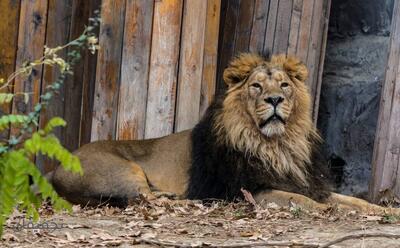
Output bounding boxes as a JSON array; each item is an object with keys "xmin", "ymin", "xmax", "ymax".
[{"xmin": 265, "ymin": 96, "xmax": 284, "ymax": 107}]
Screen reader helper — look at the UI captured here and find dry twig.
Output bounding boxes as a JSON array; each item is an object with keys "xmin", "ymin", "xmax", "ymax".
[{"xmin": 137, "ymin": 232, "xmax": 400, "ymax": 248}]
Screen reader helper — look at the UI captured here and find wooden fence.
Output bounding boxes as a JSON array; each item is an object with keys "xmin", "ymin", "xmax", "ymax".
[
  {"xmin": 369, "ymin": 0, "xmax": 400, "ymax": 203},
  {"xmin": 1, "ymin": 0, "xmax": 332, "ymax": 172},
  {"xmin": 217, "ymin": 0, "xmax": 331, "ymax": 121}
]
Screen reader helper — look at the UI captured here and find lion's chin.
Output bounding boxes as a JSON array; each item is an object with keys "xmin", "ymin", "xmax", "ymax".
[{"xmin": 260, "ymin": 122, "xmax": 286, "ymax": 137}]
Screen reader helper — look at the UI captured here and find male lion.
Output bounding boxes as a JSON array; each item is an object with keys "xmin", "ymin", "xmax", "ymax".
[{"xmin": 51, "ymin": 53, "xmax": 397, "ymax": 213}]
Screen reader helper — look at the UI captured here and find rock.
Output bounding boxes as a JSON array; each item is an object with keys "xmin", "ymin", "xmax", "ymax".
[{"xmin": 318, "ymin": 0, "xmax": 393, "ymax": 197}]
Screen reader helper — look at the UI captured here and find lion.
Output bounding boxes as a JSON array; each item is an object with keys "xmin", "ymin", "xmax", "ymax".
[{"xmin": 50, "ymin": 53, "xmax": 398, "ymax": 213}]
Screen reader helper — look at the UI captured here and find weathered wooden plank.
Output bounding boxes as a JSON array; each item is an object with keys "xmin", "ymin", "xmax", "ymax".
[
  {"xmin": 0, "ymin": 0, "xmax": 20, "ymax": 139},
  {"xmin": 287, "ymin": 0, "xmax": 302, "ymax": 55},
  {"xmin": 91, "ymin": 0, "xmax": 126, "ymax": 141},
  {"xmin": 216, "ymin": 0, "xmax": 240, "ymax": 93},
  {"xmin": 234, "ymin": 0, "xmax": 255, "ymax": 52},
  {"xmin": 263, "ymin": 0, "xmax": 279, "ymax": 54},
  {"xmin": 144, "ymin": 0, "xmax": 183, "ymax": 138},
  {"xmin": 312, "ymin": 0, "xmax": 331, "ymax": 122},
  {"xmin": 370, "ymin": 0, "xmax": 400, "ymax": 203},
  {"xmin": 200, "ymin": 0, "xmax": 221, "ymax": 117},
  {"xmin": 249, "ymin": 0, "xmax": 270, "ymax": 54},
  {"xmin": 305, "ymin": 0, "xmax": 324, "ymax": 103},
  {"xmin": 117, "ymin": 0, "xmax": 154, "ymax": 140},
  {"xmin": 40, "ymin": 0, "xmax": 72, "ymax": 130},
  {"xmin": 296, "ymin": 0, "xmax": 314, "ymax": 62},
  {"xmin": 175, "ymin": 0, "xmax": 208, "ymax": 132},
  {"xmin": 37, "ymin": 0, "xmax": 72, "ymax": 172},
  {"xmin": 78, "ymin": 0, "xmax": 102, "ymax": 146},
  {"xmin": 272, "ymin": 0, "xmax": 293, "ymax": 54},
  {"xmin": 12, "ymin": 0, "xmax": 48, "ymax": 131}
]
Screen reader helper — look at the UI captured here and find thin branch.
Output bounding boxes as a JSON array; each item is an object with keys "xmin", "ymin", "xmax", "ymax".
[
  {"xmin": 138, "ymin": 237, "xmax": 319, "ymax": 247},
  {"xmin": 320, "ymin": 232, "xmax": 400, "ymax": 248},
  {"xmin": 136, "ymin": 232, "xmax": 400, "ymax": 248}
]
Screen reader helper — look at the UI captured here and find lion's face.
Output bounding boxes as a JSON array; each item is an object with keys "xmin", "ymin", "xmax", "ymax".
[
  {"xmin": 216, "ymin": 53, "xmax": 317, "ymax": 186},
  {"xmin": 222, "ymin": 53, "xmax": 311, "ymax": 139},
  {"xmin": 245, "ymin": 68, "xmax": 295, "ymax": 137}
]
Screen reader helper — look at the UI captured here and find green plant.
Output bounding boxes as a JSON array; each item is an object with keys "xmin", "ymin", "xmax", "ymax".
[
  {"xmin": 0, "ymin": 13, "xmax": 100, "ymax": 236},
  {"xmin": 290, "ymin": 206, "xmax": 303, "ymax": 218}
]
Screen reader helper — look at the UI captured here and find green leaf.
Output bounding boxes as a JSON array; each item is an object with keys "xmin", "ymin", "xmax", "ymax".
[
  {"xmin": 0, "ymin": 93, "xmax": 14, "ymax": 104},
  {"xmin": 43, "ymin": 117, "xmax": 66, "ymax": 134},
  {"xmin": 23, "ymin": 133, "xmax": 82, "ymax": 175},
  {"xmin": 0, "ymin": 114, "xmax": 29, "ymax": 131}
]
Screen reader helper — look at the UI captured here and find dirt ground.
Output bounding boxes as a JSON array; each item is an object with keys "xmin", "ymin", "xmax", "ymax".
[{"xmin": 2, "ymin": 196, "xmax": 400, "ymax": 248}]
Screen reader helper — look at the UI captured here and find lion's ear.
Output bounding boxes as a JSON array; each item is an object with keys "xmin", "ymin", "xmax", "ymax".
[
  {"xmin": 223, "ymin": 53, "xmax": 265, "ymax": 87},
  {"xmin": 283, "ymin": 56, "xmax": 308, "ymax": 82},
  {"xmin": 271, "ymin": 55, "xmax": 308, "ymax": 83}
]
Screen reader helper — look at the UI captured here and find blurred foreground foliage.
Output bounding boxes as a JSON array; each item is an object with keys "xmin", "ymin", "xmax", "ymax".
[{"xmin": 0, "ymin": 13, "xmax": 100, "ymax": 236}]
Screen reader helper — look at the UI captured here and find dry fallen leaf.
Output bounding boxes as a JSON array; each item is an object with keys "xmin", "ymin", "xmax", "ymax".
[
  {"xmin": 240, "ymin": 188, "xmax": 257, "ymax": 207},
  {"xmin": 141, "ymin": 232, "xmax": 157, "ymax": 239},
  {"xmin": 66, "ymin": 224, "xmax": 90, "ymax": 229},
  {"xmin": 362, "ymin": 215, "xmax": 383, "ymax": 221},
  {"xmin": 65, "ymin": 232, "xmax": 76, "ymax": 242},
  {"xmin": 72, "ymin": 205, "xmax": 81, "ymax": 213},
  {"xmin": 1, "ymin": 233, "xmax": 19, "ymax": 242},
  {"xmin": 176, "ymin": 228, "xmax": 188, "ymax": 234},
  {"xmin": 240, "ymin": 231, "xmax": 254, "ymax": 237}
]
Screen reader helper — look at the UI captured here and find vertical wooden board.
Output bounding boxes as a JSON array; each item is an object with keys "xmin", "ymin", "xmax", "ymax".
[
  {"xmin": 144, "ymin": 0, "xmax": 183, "ymax": 138},
  {"xmin": 200, "ymin": 0, "xmax": 221, "ymax": 117},
  {"xmin": 263, "ymin": 0, "xmax": 279, "ymax": 54},
  {"xmin": 117, "ymin": 0, "xmax": 154, "ymax": 140},
  {"xmin": 37, "ymin": 0, "xmax": 72, "ymax": 172},
  {"xmin": 312, "ymin": 0, "xmax": 331, "ymax": 122},
  {"xmin": 12, "ymin": 0, "xmax": 48, "ymax": 125},
  {"xmin": 0, "ymin": 0, "xmax": 20, "ymax": 139},
  {"xmin": 249, "ymin": 0, "xmax": 270, "ymax": 54},
  {"xmin": 234, "ymin": 0, "xmax": 255, "ymax": 52},
  {"xmin": 216, "ymin": 0, "xmax": 240, "ymax": 93},
  {"xmin": 91, "ymin": 0, "xmax": 126, "ymax": 141},
  {"xmin": 295, "ymin": 0, "xmax": 314, "ymax": 62},
  {"xmin": 272, "ymin": 0, "xmax": 293, "ymax": 54},
  {"xmin": 64, "ymin": 0, "xmax": 90, "ymax": 150},
  {"xmin": 287, "ymin": 0, "xmax": 302, "ymax": 55},
  {"xmin": 375, "ymin": 58, "xmax": 400, "ymax": 202},
  {"xmin": 305, "ymin": 0, "xmax": 324, "ymax": 102},
  {"xmin": 175, "ymin": 0, "xmax": 208, "ymax": 132},
  {"xmin": 381, "ymin": 62, "xmax": 400, "ymax": 197},
  {"xmin": 370, "ymin": 0, "xmax": 400, "ymax": 202},
  {"xmin": 40, "ymin": 0, "xmax": 72, "ymax": 138},
  {"xmin": 79, "ymin": 0, "xmax": 102, "ymax": 146}
]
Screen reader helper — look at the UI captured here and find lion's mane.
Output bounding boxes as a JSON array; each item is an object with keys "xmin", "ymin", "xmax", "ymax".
[{"xmin": 187, "ymin": 54, "xmax": 331, "ymax": 201}]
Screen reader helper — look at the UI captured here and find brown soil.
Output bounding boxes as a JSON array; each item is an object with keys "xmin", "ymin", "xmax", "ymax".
[{"xmin": 2, "ymin": 197, "xmax": 400, "ymax": 247}]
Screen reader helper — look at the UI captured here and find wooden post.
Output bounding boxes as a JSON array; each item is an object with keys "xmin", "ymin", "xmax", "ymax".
[
  {"xmin": 200, "ymin": 0, "xmax": 221, "ymax": 117},
  {"xmin": 0, "ymin": 0, "xmax": 21, "ymax": 139},
  {"xmin": 369, "ymin": 0, "xmax": 400, "ymax": 203},
  {"xmin": 117, "ymin": 0, "xmax": 154, "ymax": 140},
  {"xmin": 12, "ymin": 0, "xmax": 48, "ymax": 133},
  {"xmin": 91, "ymin": 0, "xmax": 126, "ymax": 141},
  {"xmin": 144, "ymin": 0, "xmax": 183, "ymax": 138},
  {"xmin": 217, "ymin": 0, "xmax": 331, "ymax": 123},
  {"xmin": 77, "ymin": 0, "xmax": 102, "ymax": 146},
  {"xmin": 175, "ymin": 0, "xmax": 208, "ymax": 132},
  {"xmin": 37, "ymin": 0, "xmax": 73, "ymax": 172}
]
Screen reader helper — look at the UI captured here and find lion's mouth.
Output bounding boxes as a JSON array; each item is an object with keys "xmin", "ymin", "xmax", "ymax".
[{"xmin": 259, "ymin": 114, "xmax": 286, "ymax": 128}]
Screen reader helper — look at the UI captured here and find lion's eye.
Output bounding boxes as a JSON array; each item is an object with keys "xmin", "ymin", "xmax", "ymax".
[
  {"xmin": 281, "ymin": 82, "xmax": 289, "ymax": 88},
  {"xmin": 251, "ymin": 83, "xmax": 262, "ymax": 89}
]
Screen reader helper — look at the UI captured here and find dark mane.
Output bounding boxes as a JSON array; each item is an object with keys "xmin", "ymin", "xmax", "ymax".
[{"xmin": 186, "ymin": 96, "xmax": 332, "ymax": 202}]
